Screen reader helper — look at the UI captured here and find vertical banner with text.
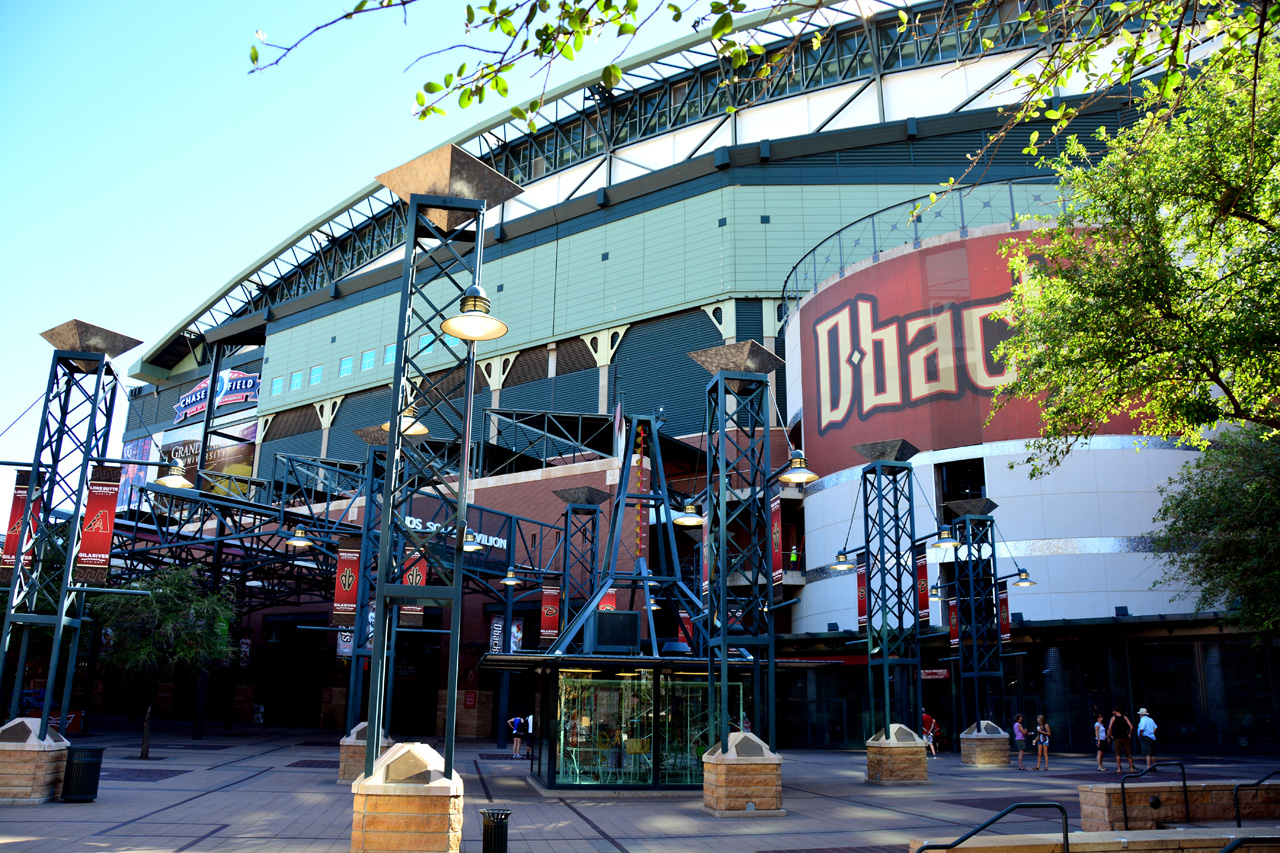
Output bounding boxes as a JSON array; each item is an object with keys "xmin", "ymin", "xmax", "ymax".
[
  {"xmin": 598, "ymin": 589, "xmax": 617, "ymax": 611},
  {"xmin": 914, "ymin": 543, "xmax": 929, "ymax": 626},
  {"xmin": 700, "ymin": 521, "xmax": 710, "ymax": 598},
  {"xmin": 400, "ymin": 555, "xmax": 427, "ymax": 627},
  {"xmin": 1, "ymin": 471, "xmax": 42, "ymax": 584},
  {"xmin": 949, "ymin": 601, "xmax": 959, "ymax": 647},
  {"xmin": 999, "ymin": 590, "xmax": 1011, "ymax": 642},
  {"xmin": 856, "ymin": 553, "xmax": 868, "ymax": 629},
  {"xmin": 331, "ymin": 537, "xmax": 360, "ymax": 627},
  {"xmin": 770, "ymin": 495, "xmax": 784, "ymax": 585},
  {"xmin": 540, "ymin": 586, "xmax": 561, "ymax": 643},
  {"xmin": 74, "ymin": 466, "xmax": 122, "ymax": 585}
]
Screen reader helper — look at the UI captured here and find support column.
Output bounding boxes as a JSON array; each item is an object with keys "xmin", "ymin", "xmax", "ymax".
[
  {"xmin": 478, "ymin": 355, "xmax": 514, "ymax": 442},
  {"xmin": 313, "ymin": 397, "xmax": 344, "ymax": 459},
  {"xmin": 251, "ymin": 414, "xmax": 273, "ymax": 479},
  {"xmin": 580, "ymin": 325, "xmax": 628, "ymax": 414}
]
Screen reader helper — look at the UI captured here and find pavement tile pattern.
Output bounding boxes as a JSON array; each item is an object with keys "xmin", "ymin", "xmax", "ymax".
[{"xmin": 1, "ymin": 721, "xmax": 1275, "ymax": 853}]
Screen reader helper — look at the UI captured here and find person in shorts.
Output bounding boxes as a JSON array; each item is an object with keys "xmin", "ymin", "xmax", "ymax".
[
  {"xmin": 1137, "ymin": 708, "xmax": 1158, "ymax": 770},
  {"xmin": 1108, "ymin": 707, "xmax": 1136, "ymax": 772},
  {"xmin": 1094, "ymin": 714, "xmax": 1108, "ymax": 771},
  {"xmin": 921, "ymin": 710, "xmax": 939, "ymax": 758},
  {"xmin": 1013, "ymin": 714, "xmax": 1028, "ymax": 770}
]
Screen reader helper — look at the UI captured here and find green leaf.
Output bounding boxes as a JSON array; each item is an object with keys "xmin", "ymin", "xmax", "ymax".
[
  {"xmin": 495, "ymin": 76, "xmax": 509, "ymax": 97},
  {"xmin": 618, "ymin": 23, "xmax": 636, "ymax": 35},
  {"xmin": 711, "ymin": 11, "xmax": 733, "ymax": 39},
  {"xmin": 749, "ymin": 43, "xmax": 765, "ymax": 54},
  {"xmin": 898, "ymin": 9, "xmax": 908, "ymax": 23},
  {"xmin": 355, "ymin": 0, "xmax": 369, "ymax": 10},
  {"xmin": 601, "ymin": 63, "xmax": 623, "ymax": 88},
  {"xmin": 445, "ymin": 73, "xmax": 454, "ymax": 87},
  {"xmin": 981, "ymin": 37, "xmax": 993, "ymax": 49},
  {"xmin": 416, "ymin": 91, "xmax": 426, "ymax": 106},
  {"xmin": 460, "ymin": 88, "xmax": 473, "ymax": 108},
  {"xmin": 250, "ymin": 45, "xmax": 259, "ymax": 65},
  {"xmin": 499, "ymin": 16, "xmax": 516, "ymax": 36},
  {"xmin": 426, "ymin": 81, "xmax": 445, "ymax": 93},
  {"xmin": 510, "ymin": 106, "xmax": 527, "ymax": 120},
  {"xmin": 1017, "ymin": 11, "xmax": 1031, "ymax": 21}
]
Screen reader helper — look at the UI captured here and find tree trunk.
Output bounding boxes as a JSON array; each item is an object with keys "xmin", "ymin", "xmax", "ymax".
[{"xmin": 140, "ymin": 704, "xmax": 152, "ymax": 760}]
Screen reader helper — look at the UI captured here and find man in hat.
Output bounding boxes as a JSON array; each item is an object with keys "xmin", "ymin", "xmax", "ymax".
[{"xmin": 1137, "ymin": 708, "xmax": 1158, "ymax": 770}]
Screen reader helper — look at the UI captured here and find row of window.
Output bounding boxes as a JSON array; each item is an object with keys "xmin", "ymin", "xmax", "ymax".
[{"xmin": 267, "ymin": 334, "xmax": 463, "ymax": 396}]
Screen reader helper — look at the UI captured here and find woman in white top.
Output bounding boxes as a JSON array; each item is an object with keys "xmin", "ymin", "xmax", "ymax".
[
  {"xmin": 1094, "ymin": 714, "xmax": 1108, "ymax": 771},
  {"xmin": 1034, "ymin": 714, "xmax": 1051, "ymax": 770}
]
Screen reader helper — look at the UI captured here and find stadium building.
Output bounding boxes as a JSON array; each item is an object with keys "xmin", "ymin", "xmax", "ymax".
[{"xmin": 114, "ymin": 2, "xmax": 1277, "ymax": 761}]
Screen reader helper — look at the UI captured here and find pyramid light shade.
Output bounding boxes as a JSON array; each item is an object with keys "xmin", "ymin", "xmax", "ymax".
[
  {"xmin": 501, "ymin": 570, "xmax": 520, "ymax": 586},
  {"xmin": 778, "ymin": 450, "xmax": 818, "ymax": 485},
  {"xmin": 674, "ymin": 503, "xmax": 704, "ymax": 526},
  {"xmin": 551, "ymin": 486, "xmax": 612, "ymax": 506},
  {"xmin": 375, "ymin": 144, "xmax": 523, "ymax": 231},
  {"xmin": 687, "ymin": 339, "xmax": 785, "ymax": 377},
  {"xmin": 945, "ymin": 497, "xmax": 999, "ymax": 517},
  {"xmin": 285, "ymin": 528, "xmax": 310, "ymax": 548},
  {"xmin": 440, "ymin": 285, "xmax": 507, "ymax": 341},
  {"xmin": 1014, "ymin": 567, "xmax": 1036, "ymax": 587},
  {"xmin": 931, "ymin": 529, "xmax": 960, "ymax": 549},
  {"xmin": 851, "ymin": 439, "xmax": 920, "ymax": 463},
  {"xmin": 155, "ymin": 460, "xmax": 194, "ymax": 489},
  {"xmin": 462, "ymin": 529, "xmax": 483, "ymax": 552},
  {"xmin": 40, "ymin": 319, "xmax": 142, "ymax": 358},
  {"xmin": 381, "ymin": 404, "xmax": 429, "ymax": 436}
]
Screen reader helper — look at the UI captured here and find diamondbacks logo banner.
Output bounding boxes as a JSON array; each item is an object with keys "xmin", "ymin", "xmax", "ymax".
[
  {"xmin": 856, "ymin": 552, "xmax": 868, "ymax": 628},
  {"xmin": 74, "ymin": 466, "xmax": 122, "ymax": 584},
  {"xmin": 999, "ymin": 590, "xmax": 1011, "ymax": 642},
  {"xmin": 949, "ymin": 600, "xmax": 960, "ymax": 647},
  {"xmin": 598, "ymin": 589, "xmax": 617, "ymax": 611},
  {"xmin": 400, "ymin": 553, "xmax": 427, "ymax": 627},
  {"xmin": 2, "ymin": 470, "xmax": 43, "ymax": 584},
  {"xmin": 540, "ymin": 586, "xmax": 561, "ymax": 642},
  {"xmin": 770, "ymin": 495, "xmax": 784, "ymax": 585},
  {"xmin": 915, "ymin": 543, "xmax": 929, "ymax": 625},
  {"xmin": 331, "ymin": 537, "xmax": 360, "ymax": 627}
]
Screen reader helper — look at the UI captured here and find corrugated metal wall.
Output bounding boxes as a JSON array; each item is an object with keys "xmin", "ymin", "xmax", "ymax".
[
  {"xmin": 258, "ymin": 431, "xmax": 323, "ymax": 478},
  {"xmin": 612, "ymin": 309, "xmax": 724, "ymax": 437},
  {"xmin": 326, "ymin": 386, "xmax": 394, "ymax": 463},
  {"xmin": 736, "ymin": 299, "xmax": 764, "ymax": 343}
]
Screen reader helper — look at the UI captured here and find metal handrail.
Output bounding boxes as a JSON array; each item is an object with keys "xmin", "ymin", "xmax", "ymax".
[
  {"xmin": 914, "ymin": 802, "xmax": 1070, "ymax": 853},
  {"xmin": 1234, "ymin": 771, "xmax": 1280, "ymax": 828},
  {"xmin": 1121, "ymin": 762, "xmax": 1190, "ymax": 829},
  {"xmin": 1218, "ymin": 837, "xmax": 1280, "ymax": 853}
]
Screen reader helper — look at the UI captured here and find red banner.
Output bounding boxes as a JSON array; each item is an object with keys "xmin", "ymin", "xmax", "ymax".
[
  {"xmin": 915, "ymin": 543, "xmax": 929, "ymax": 626},
  {"xmin": 598, "ymin": 589, "xmax": 617, "ymax": 611},
  {"xmin": 770, "ymin": 495, "xmax": 784, "ymax": 585},
  {"xmin": 400, "ymin": 553, "xmax": 427, "ymax": 627},
  {"xmin": 678, "ymin": 609, "xmax": 693, "ymax": 644},
  {"xmin": 1, "ymin": 471, "xmax": 42, "ymax": 583},
  {"xmin": 999, "ymin": 590, "xmax": 1011, "ymax": 642},
  {"xmin": 949, "ymin": 601, "xmax": 959, "ymax": 647},
  {"xmin": 856, "ymin": 562, "xmax": 868, "ymax": 628},
  {"xmin": 701, "ymin": 521, "xmax": 710, "ymax": 598},
  {"xmin": 74, "ymin": 467, "xmax": 121, "ymax": 585},
  {"xmin": 540, "ymin": 586, "xmax": 561, "ymax": 642},
  {"xmin": 331, "ymin": 537, "xmax": 360, "ymax": 627}
]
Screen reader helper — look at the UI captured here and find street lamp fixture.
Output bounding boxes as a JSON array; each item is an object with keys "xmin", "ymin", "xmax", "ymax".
[
  {"xmin": 1013, "ymin": 567, "xmax": 1036, "ymax": 587},
  {"xmin": 285, "ymin": 527, "xmax": 311, "ymax": 549},
  {"xmin": 929, "ymin": 583, "xmax": 941, "ymax": 601},
  {"xmin": 931, "ymin": 529, "xmax": 959, "ymax": 549},
  {"xmin": 500, "ymin": 569, "xmax": 520, "ymax": 586},
  {"xmin": 828, "ymin": 551, "xmax": 852, "ymax": 570},
  {"xmin": 461, "ymin": 529, "xmax": 483, "ymax": 552},
  {"xmin": 382, "ymin": 404, "xmax": 429, "ymax": 436},
  {"xmin": 155, "ymin": 459, "xmax": 194, "ymax": 489},
  {"xmin": 777, "ymin": 450, "xmax": 818, "ymax": 485},
  {"xmin": 440, "ymin": 285, "xmax": 508, "ymax": 341},
  {"xmin": 674, "ymin": 503, "xmax": 704, "ymax": 526}
]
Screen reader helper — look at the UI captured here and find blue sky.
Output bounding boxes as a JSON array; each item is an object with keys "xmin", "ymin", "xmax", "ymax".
[{"xmin": 0, "ymin": 1, "xmax": 683, "ymax": 496}]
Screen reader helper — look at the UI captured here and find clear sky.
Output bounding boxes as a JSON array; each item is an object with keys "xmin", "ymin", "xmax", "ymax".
[{"xmin": 0, "ymin": 0, "xmax": 685, "ymax": 497}]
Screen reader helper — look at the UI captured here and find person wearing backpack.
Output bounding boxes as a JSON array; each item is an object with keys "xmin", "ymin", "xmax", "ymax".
[{"xmin": 1108, "ymin": 707, "xmax": 1136, "ymax": 772}]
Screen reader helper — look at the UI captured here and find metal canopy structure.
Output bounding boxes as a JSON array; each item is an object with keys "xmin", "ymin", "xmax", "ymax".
[{"xmin": 946, "ymin": 498, "xmax": 1005, "ymax": 732}]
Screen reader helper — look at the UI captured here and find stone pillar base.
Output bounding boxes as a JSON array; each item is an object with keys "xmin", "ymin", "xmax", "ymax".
[
  {"xmin": 961, "ymin": 720, "xmax": 1011, "ymax": 767},
  {"xmin": 0, "ymin": 718, "xmax": 68, "ymax": 804},
  {"xmin": 701, "ymin": 732, "xmax": 786, "ymax": 818},
  {"xmin": 866, "ymin": 724, "xmax": 929, "ymax": 786},
  {"xmin": 339, "ymin": 722, "xmax": 395, "ymax": 783},
  {"xmin": 352, "ymin": 742, "xmax": 464, "ymax": 853}
]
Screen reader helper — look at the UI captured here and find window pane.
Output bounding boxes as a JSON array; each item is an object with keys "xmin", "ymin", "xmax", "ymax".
[
  {"xmin": 418, "ymin": 334, "xmax": 434, "ymax": 354},
  {"xmin": 310, "ymin": 365, "xmax": 323, "ymax": 385},
  {"xmin": 361, "ymin": 350, "xmax": 375, "ymax": 370},
  {"xmin": 339, "ymin": 356, "xmax": 353, "ymax": 377},
  {"xmin": 290, "ymin": 372, "xmax": 302, "ymax": 391},
  {"xmin": 384, "ymin": 344, "xmax": 395, "ymax": 365},
  {"xmin": 271, "ymin": 377, "xmax": 283, "ymax": 396}
]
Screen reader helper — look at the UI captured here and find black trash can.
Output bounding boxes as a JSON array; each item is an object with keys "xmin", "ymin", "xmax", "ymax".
[
  {"xmin": 479, "ymin": 807, "xmax": 512, "ymax": 853},
  {"xmin": 62, "ymin": 746, "xmax": 106, "ymax": 802}
]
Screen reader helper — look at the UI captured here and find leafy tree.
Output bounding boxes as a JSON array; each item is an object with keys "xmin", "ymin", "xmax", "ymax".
[
  {"xmin": 247, "ymin": 0, "xmax": 1278, "ymax": 174},
  {"xmin": 995, "ymin": 38, "xmax": 1280, "ymax": 476},
  {"xmin": 1150, "ymin": 426, "xmax": 1280, "ymax": 634},
  {"xmin": 95, "ymin": 567, "xmax": 235, "ymax": 759}
]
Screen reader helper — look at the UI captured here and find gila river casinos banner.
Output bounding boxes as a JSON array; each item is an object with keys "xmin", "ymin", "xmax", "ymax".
[{"xmin": 74, "ymin": 466, "xmax": 122, "ymax": 584}]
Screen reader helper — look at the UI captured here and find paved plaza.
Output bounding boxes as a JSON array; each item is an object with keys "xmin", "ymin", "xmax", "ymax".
[{"xmin": 3, "ymin": 721, "xmax": 1277, "ymax": 853}]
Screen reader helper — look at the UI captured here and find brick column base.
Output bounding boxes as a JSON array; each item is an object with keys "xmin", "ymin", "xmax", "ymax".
[
  {"xmin": 701, "ymin": 732, "xmax": 785, "ymax": 818},
  {"xmin": 866, "ymin": 724, "xmax": 929, "ymax": 786},
  {"xmin": 0, "ymin": 718, "xmax": 68, "ymax": 804},
  {"xmin": 961, "ymin": 720, "xmax": 1011, "ymax": 767},
  {"xmin": 339, "ymin": 722, "xmax": 394, "ymax": 784},
  {"xmin": 351, "ymin": 742, "xmax": 463, "ymax": 853}
]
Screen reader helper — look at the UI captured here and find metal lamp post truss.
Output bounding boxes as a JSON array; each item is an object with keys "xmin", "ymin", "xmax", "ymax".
[
  {"xmin": 946, "ymin": 498, "xmax": 1003, "ymax": 730},
  {"xmin": 0, "ymin": 321, "xmax": 139, "ymax": 738},
  {"xmin": 854, "ymin": 439, "xmax": 922, "ymax": 739},
  {"xmin": 690, "ymin": 341, "xmax": 784, "ymax": 753}
]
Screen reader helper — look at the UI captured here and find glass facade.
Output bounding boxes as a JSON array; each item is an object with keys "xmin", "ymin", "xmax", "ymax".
[{"xmin": 537, "ymin": 667, "xmax": 745, "ymax": 789}]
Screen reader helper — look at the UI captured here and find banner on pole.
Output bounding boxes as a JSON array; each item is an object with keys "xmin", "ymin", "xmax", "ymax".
[
  {"xmin": 856, "ymin": 554, "xmax": 868, "ymax": 629},
  {"xmin": 1, "ymin": 470, "xmax": 42, "ymax": 583},
  {"xmin": 949, "ymin": 600, "xmax": 959, "ymax": 647},
  {"xmin": 74, "ymin": 466, "xmax": 122, "ymax": 584},
  {"xmin": 540, "ymin": 586, "xmax": 561, "ymax": 642},
  {"xmin": 915, "ymin": 542, "xmax": 929, "ymax": 625},
  {"xmin": 999, "ymin": 590, "xmax": 1011, "ymax": 642},
  {"xmin": 598, "ymin": 589, "xmax": 617, "ymax": 611},
  {"xmin": 700, "ymin": 521, "xmax": 710, "ymax": 597},
  {"xmin": 400, "ymin": 554, "xmax": 427, "ymax": 627},
  {"xmin": 489, "ymin": 615, "xmax": 523, "ymax": 653},
  {"xmin": 770, "ymin": 495, "xmax": 784, "ymax": 585},
  {"xmin": 331, "ymin": 537, "xmax": 360, "ymax": 627}
]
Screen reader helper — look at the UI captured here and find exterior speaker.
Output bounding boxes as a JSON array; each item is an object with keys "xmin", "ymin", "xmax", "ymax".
[{"xmin": 594, "ymin": 611, "xmax": 640, "ymax": 654}]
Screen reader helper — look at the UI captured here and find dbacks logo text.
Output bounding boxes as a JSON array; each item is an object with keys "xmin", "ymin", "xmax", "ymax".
[{"xmin": 811, "ymin": 293, "xmax": 1016, "ymax": 435}]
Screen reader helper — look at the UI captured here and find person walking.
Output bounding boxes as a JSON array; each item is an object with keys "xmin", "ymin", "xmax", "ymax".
[
  {"xmin": 508, "ymin": 714, "xmax": 525, "ymax": 758},
  {"xmin": 1094, "ymin": 714, "xmax": 1108, "ymax": 771},
  {"xmin": 1013, "ymin": 714, "xmax": 1029, "ymax": 770},
  {"xmin": 922, "ymin": 710, "xmax": 939, "ymax": 759},
  {"xmin": 1108, "ymin": 707, "xmax": 1136, "ymax": 772},
  {"xmin": 1034, "ymin": 714, "xmax": 1051, "ymax": 770},
  {"xmin": 1137, "ymin": 708, "xmax": 1158, "ymax": 770}
]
